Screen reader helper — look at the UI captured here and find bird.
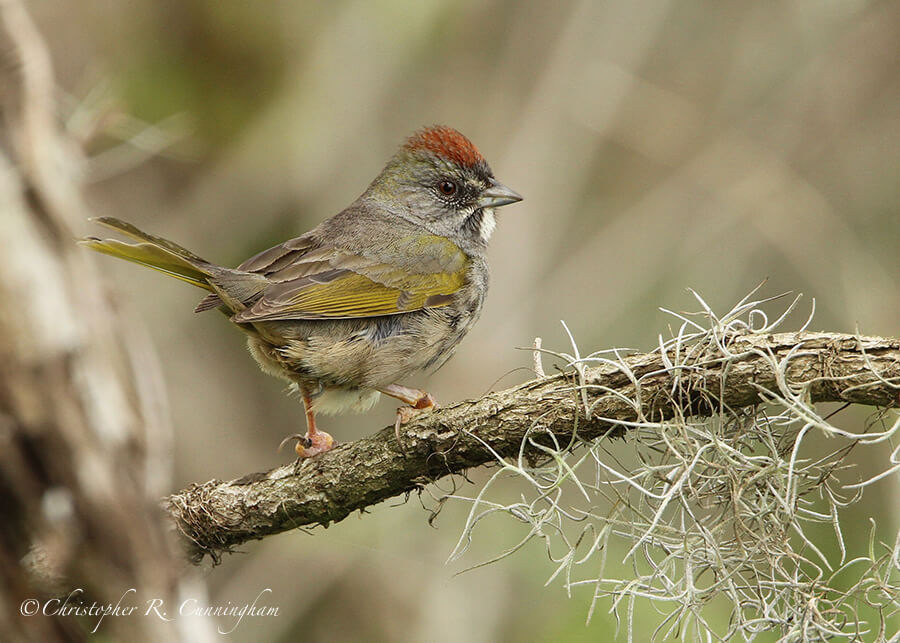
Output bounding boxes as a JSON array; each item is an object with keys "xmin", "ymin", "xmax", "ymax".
[{"xmin": 81, "ymin": 125, "xmax": 522, "ymax": 458}]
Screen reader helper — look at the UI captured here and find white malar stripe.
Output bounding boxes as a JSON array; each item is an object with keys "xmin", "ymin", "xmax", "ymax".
[{"xmin": 480, "ymin": 209, "xmax": 496, "ymax": 241}]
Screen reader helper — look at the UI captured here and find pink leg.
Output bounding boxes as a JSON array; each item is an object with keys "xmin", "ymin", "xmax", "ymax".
[
  {"xmin": 377, "ymin": 383, "xmax": 438, "ymax": 444},
  {"xmin": 279, "ymin": 384, "xmax": 335, "ymax": 458}
]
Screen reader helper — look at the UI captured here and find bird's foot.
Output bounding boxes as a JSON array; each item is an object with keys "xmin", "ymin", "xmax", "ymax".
[
  {"xmin": 278, "ymin": 430, "xmax": 335, "ymax": 459},
  {"xmin": 376, "ymin": 384, "xmax": 439, "ymax": 451},
  {"xmin": 281, "ymin": 384, "xmax": 335, "ymax": 462},
  {"xmin": 393, "ymin": 393, "xmax": 438, "ymax": 447}
]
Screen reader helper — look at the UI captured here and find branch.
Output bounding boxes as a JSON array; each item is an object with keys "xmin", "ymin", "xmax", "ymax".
[{"xmin": 164, "ymin": 330, "xmax": 900, "ymax": 564}]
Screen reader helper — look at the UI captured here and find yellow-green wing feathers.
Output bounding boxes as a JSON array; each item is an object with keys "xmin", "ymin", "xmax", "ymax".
[
  {"xmin": 233, "ymin": 268, "xmax": 464, "ymax": 321},
  {"xmin": 232, "ymin": 235, "xmax": 468, "ymax": 322}
]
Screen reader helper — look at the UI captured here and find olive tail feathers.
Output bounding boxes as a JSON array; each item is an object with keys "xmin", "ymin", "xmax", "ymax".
[{"xmin": 79, "ymin": 217, "xmax": 214, "ymax": 291}]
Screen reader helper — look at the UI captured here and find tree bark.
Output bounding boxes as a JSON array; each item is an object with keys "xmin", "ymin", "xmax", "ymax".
[{"xmin": 164, "ymin": 331, "xmax": 900, "ymax": 564}]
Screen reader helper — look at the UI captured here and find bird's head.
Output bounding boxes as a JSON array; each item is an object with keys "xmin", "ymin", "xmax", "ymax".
[{"xmin": 366, "ymin": 126, "xmax": 522, "ymax": 249}]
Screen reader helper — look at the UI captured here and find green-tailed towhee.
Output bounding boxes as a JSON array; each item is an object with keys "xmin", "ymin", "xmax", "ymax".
[{"xmin": 82, "ymin": 126, "xmax": 522, "ymax": 458}]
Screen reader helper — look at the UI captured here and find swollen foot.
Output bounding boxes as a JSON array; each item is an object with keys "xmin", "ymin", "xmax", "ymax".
[{"xmin": 278, "ymin": 430, "xmax": 335, "ymax": 458}]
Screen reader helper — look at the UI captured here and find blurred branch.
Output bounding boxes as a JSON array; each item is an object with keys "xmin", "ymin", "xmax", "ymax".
[
  {"xmin": 0, "ymin": 2, "xmax": 208, "ymax": 640},
  {"xmin": 165, "ymin": 330, "xmax": 900, "ymax": 564}
]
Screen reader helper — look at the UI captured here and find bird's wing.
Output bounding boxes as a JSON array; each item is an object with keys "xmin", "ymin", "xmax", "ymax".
[
  {"xmin": 229, "ymin": 234, "xmax": 468, "ymax": 322},
  {"xmin": 194, "ymin": 233, "xmax": 320, "ymax": 312}
]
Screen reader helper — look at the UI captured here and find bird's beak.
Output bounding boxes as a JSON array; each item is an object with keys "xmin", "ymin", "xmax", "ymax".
[{"xmin": 478, "ymin": 178, "xmax": 523, "ymax": 209}]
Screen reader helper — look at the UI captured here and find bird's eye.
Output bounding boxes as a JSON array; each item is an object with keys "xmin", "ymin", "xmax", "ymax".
[{"xmin": 437, "ymin": 180, "xmax": 458, "ymax": 196}]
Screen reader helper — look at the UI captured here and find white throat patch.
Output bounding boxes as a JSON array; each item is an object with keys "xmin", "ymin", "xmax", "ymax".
[{"xmin": 479, "ymin": 209, "xmax": 496, "ymax": 242}]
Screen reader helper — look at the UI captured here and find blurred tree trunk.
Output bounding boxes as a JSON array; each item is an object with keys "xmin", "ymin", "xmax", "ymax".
[{"xmin": 0, "ymin": 2, "xmax": 209, "ymax": 640}]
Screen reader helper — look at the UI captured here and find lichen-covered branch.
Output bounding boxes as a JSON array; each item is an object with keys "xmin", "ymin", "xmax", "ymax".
[{"xmin": 164, "ymin": 330, "xmax": 900, "ymax": 564}]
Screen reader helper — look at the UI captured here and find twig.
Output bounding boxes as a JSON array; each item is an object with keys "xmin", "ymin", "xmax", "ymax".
[{"xmin": 533, "ymin": 337, "xmax": 545, "ymax": 377}]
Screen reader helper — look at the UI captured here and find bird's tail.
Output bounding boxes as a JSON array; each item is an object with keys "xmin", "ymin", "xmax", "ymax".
[{"xmin": 80, "ymin": 217, "xmax": 216, "ymax": 291}]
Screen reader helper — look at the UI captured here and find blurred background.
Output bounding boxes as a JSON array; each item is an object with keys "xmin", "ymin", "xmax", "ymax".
[{"xmin": 26, "ymin": 0, "xmax": 899, "ymax": 639}]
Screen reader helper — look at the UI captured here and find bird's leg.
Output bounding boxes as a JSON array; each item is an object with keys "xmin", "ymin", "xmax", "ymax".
[
  {"xmin": 377, "ymin": 383, "xmax": 438, "ymax": 445},
  {"xmin": 278, "ymin": 384, "xmax": 334, "ymax": 458}
]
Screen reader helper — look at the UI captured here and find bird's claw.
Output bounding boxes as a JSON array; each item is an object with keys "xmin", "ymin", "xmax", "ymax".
[
  {"xmin": 278, "ymin": 431, "xmax": 334, "ymax": 459},
  {"xmin": 278, "ymin": 433, "xmax": 306, "ymax": 452},
  {"xmin": 393, "ymin": 397, "xmax": 439, "ymax": 449}
]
